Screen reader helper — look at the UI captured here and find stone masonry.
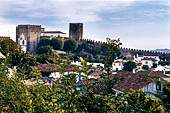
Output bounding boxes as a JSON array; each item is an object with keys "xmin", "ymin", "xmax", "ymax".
[
  {"xmin": 16, "ymin": 25, "xmax": 43, "ymax": 54},
  {"xmin": 69, "ymin": 23, "xmax": 83, "ymax": 41}
]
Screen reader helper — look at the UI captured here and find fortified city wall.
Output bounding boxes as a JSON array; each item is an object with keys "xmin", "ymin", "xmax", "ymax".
[{"xmin": 79, "ymin": 38, "xmax": 170, "ymax": 60}]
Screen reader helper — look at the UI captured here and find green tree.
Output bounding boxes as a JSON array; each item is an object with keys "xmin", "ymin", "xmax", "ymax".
[
  {"xmin": 63, "ymin": 39, "xmax": 78, "ymax": 52},
  {"xmin": 142, "ymin": 65, "xmax": 149, "ymax": 70},
  {"xmin": 36, "ymin": 45, "xmax": 53, "ymax": 55},
  {"xmin": 0, "ymin": 39, "xmax": 18, "ymax": 56},
  {"xmin": 123, "ymin": 61, "xmax": 136, "ymax": 72},
  {"xmin": 152, "ymin": 63, "xmax": 158, "ymax": 68},
  {"xmin": 6, "ymin": 49, "xmax": 37, "ymax": 79},
  {"xmin": 37, "ymin": 38, "xmax": 51, "ymax": 48},
  {"xmin": 51, "ymin": 38, "xmax": 63, "ymax": 50}
]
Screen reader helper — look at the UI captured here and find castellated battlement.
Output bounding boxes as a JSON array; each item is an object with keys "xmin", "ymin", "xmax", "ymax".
[
  {"xmin": 17, "ymin": 24, "xmax": 41, "ymax": 27},
  {"xmin": 0, "ymin": 36, "xmax": 10, "ymax": 40},
  {"xmin": 79, "ymin": 38, "xmax": 170, "ymax": 60}
]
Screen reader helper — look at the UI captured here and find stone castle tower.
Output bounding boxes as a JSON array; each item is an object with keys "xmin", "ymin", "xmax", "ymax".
[
  {"xmin": 16, "ymin": 25, "xmax": 43, "ymax": 54},
  {"xmin": 69, "ymin": 23, "xmax": 83, "ymax": 41}
]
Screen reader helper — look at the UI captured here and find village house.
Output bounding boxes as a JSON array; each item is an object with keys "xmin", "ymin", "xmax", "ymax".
[
  {"xmin": 24, "ymin": 64, "xmax": 81, "ymax": 87},
  {"xmin": 141, "ymin": 58, "xmax": 157, "ymax": 68},
  {"xmin": 112, "ymin": 59, "xmax": 123, "ymax": 71},
  {"xmin": 134, "ymin": 54, "xmax": 160, "ymax": 62},
  {"xmin": 71, "ymin": 61, "xmax": 104, "ymax": 68},
  {"xmin": 154, "ymin": 65, "xmax": 170, "ymax": 76},
  {"xmin": 134, "ymin": 54, "xmax": 160, "ymax": 68},
  {"xmin": 111, "ymin": 71, "xmax": 169, "ymax": 98},
  {"xmin": 36, "ymin": 64, "xmax": 81, "ymax": 81},
  {"xmin": 80, "ymin": 70, "xmax": 170, "ymax": 98},
  {"xmin": 41, "ymin": 31, "xmax": 66, "ymax": 38}
]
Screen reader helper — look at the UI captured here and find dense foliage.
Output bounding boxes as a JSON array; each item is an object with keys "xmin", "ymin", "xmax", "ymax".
[
  {"xmin": 159, "ymin": 61, "xmax": 170, "ymax": 66},
  {"xmin": 142, "ymin": 65, "xmax": 149, "ymax": 70},
  {"xmin": 37, "ymin": 38, "xmax": 63, "ymax": 55},
  {"xmin": 51, "ymin": 38, "xmax": 63, "ymax": 50},
  {"xmin": 0, "ymin": 38, "xmax": 169, "ymax": 112},
  {"xmin": 63, "ymin": 39, "xmax": 78, "ymax": 52},
  {"xmin": 123, "ymin": 61, "xmax": 136, "ymax": 72},
  {"xmin": 36, "ymin": 45, "xmax": 53, "ymax": 55},
  {"xmin": 0, "ymin": 39, "xmax": 18, "ymax": 56}
]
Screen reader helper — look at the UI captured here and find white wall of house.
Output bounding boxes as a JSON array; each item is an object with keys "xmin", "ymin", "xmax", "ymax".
[
  {"xmin": 49, "ymin": 72, "xmax": 83, "ymax": 82},
  {"xmin": 135, "ymin": 54, "xmax": 160, "ymax": 63},
  {"xmin": 112, "ymin": 62, "xmax": 123, "ymax": 71},
  {"xmin": 41, "ymin": 32, "xmax": 66, "ymax": 38},
  {"xmin": 135, "ymin": 55, "xmax": 143, "ymax": 62},
  {"xmin": 155, "ymin": 65, "xmax": 170, "ymax": 71},
  {"xmin": 154, "ymin": 65, "xmax": 170, "ymax": 76},
  {"xmin": 141, "ymin": 60, "xmax": 153, "ymax": 68},
  {"xmin": 144, "ymin": 56, "xmax": 160, "ymax": 61},
  {"xmin": 142, "ymin": 82, "xmax": 163, "ymax": 98},
  {"xmin": 71, "ymin": 61, "xmax": 104, "ymax": 68}
]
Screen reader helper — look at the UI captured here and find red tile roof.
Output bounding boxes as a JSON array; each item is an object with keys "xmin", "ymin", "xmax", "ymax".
[
  {"xmin": 142, "ymin": 58, "xmax": 157, "ymax": 62},
  {"xmin": 37, "ymin": 64, "xmax": 79, "ymax": 72},
  {"xmin": 37, "ymin": 64, "xmax": 58, "ymax": 72},
  {"xmin": 81, "ymin": 71, "xmax": 169, "ymax": 94}
]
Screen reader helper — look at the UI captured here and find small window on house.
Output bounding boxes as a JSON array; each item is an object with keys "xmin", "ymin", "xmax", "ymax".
[
  {"xmin": 156, "ymin": 84, "xmax": 161, "ymax": 91},
  {"xmin": 145, "ymin": 61, "xmax": 148, "ymax": 64},
  {"xmin": 23, "ymin": 40, "xmax": 24, "ymax": 45}
]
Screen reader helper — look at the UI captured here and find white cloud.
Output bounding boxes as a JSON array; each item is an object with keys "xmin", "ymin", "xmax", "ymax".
[
  {"xmin": 0, "ymin": 0, "xmax": 137, "ymax": 41},
  {"xmin": 0, "ymin": 0, "xmax": 137, "ymax": 22}
]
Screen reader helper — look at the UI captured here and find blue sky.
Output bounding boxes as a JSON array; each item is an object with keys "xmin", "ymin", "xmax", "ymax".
[{"xmin": 0, "ymin": 0, "xmax": 169, "ymax": 50}]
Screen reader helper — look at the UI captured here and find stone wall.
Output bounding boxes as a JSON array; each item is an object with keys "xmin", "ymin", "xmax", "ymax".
[
  {"xmin": 79, "ymin": 38, "xmax": 170, "ymax": 60},
  {"xmin": 0, "ymin": 36, "xmax": 10, "ymax": 40},
  {"xmin": 69, "ymin": 23, "xmax": 83, "ymax": 41},
  {"xmin": 16, "ymin": 25, "xmax": 42, "ymax": 54}
]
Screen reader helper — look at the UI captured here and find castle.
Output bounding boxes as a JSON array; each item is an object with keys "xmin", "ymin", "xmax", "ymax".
[
  {"xmin": 16, "ymin": 23, "xmax": 83, "ymax": 54},
  {"xmin": 16, "ymin": 23, "xmax": 170, "ymax": 60}
]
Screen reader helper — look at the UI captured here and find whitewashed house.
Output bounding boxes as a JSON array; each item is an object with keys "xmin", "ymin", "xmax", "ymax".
[
  {"xmin": 71, "ymin": 61, "xmax": 104, "ymax": 68},
  {"xmin": 141, "ymin": 58, "xmax": 157, "ymax": 68},
  {"xmin": 134, "ymin": 54, "xmax": 160, "ymax": 69},
  {"xmin": 112, "ymin": 71, "xmax": 169, "ymax": 98},
  {"xmin": 37, "ymin": 64, "xmax": 82, "ymax": 82},
  {"xmin": 112, "ymin": 60, "xmax": 123, "ymax": 71},
  {"xmin": 154, "ymin": 65, "xmax": 170, "ymax": 76},
  {"xmin": 79, "ymin": 71, "xmax": 169, "ymax": 98},
  {"xmin": 41, "ymin": 31, "xmax": 66, "ymax": 38}
]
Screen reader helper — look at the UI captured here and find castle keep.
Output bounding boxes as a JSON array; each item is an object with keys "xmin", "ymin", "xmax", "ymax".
[
  {"xmin": 69, "ymin": 23, "xmax": 83, "ymax": 41},
  {"xmin": 16, "ymin": 25, "xmax": 43, "ymax": 54}
]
